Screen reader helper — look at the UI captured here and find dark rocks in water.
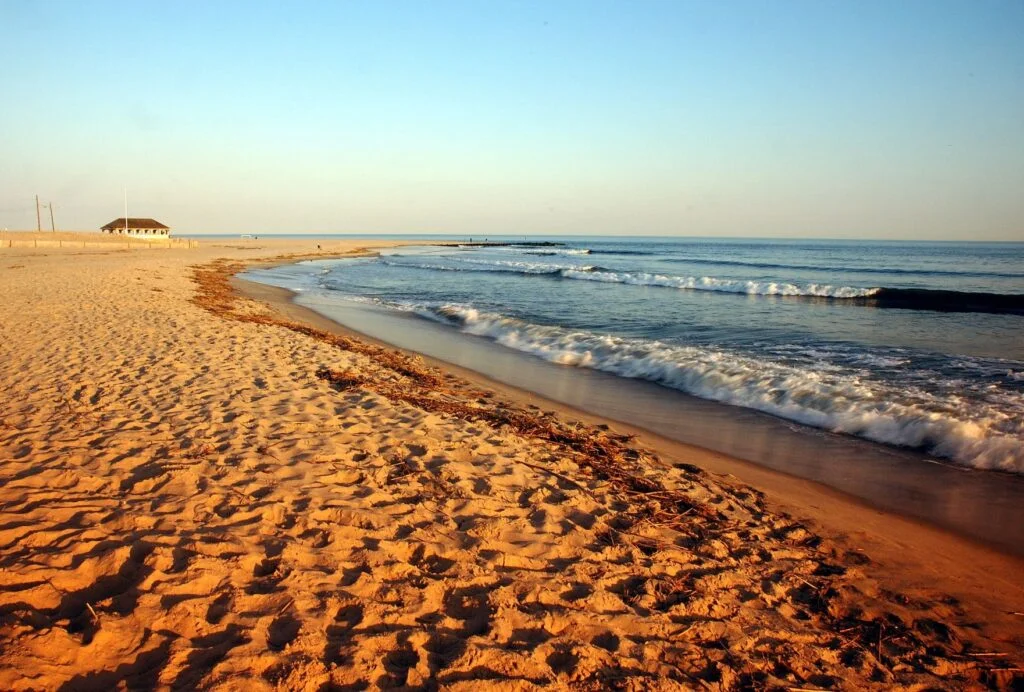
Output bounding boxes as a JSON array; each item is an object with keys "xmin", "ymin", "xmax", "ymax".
[
  {"xmin": 855, "ymin": 288, "xmax": 1024, "ymax": 316},
  {"xmin": 790, "ymin": 287, "xmax": 1024, "ymax": 315},
  {"xmin": 436, "ymin": 241, "xmax": 567, "ymax": 248}
]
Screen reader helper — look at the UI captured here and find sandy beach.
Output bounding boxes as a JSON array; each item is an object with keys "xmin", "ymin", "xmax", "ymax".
[{"xmin": 1, "ymin": 235, "xmax": 1022, "ymax": 690}]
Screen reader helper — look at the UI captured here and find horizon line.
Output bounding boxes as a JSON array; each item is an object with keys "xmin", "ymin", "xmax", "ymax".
[{"xmin": 2, "ymin": 228, "xmax": 1021, "ymax": 243}]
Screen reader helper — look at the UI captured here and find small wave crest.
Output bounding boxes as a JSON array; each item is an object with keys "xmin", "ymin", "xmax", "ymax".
[
  {"xmin": 386, "ymin": 257, "xmax": 879, "ymax": 298},
  {"xmin": 561, "ymin": 269, "xmax": 880, "ymax": 298},
  {"xmin": 456, "ymin": 257, "xmax": 595, "ymax": 273},
  {"xmin": 380, "ymin": 258, "xmax": 566, "ymax": 276},
  {"xmin": 521, "ymin": 248, "xmax": 592, "ymax": 256},
  {"xmin": 415, "ymin": 304, "xmax": 1024, "ymax": 472}
]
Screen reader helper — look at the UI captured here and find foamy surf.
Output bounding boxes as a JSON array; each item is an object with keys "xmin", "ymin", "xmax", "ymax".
[
  {"xmin": 412, "ymin": 303, "xmax": 1024, "ymax": 473},
  {"xmin": 560, "ymin": 268, "xmax": 881, "ymax": 298}
]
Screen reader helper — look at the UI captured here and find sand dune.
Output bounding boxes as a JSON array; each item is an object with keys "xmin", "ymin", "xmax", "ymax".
[{"xmin": 0, "ymin": 238, "xmax": 1021, "ymax": 690}]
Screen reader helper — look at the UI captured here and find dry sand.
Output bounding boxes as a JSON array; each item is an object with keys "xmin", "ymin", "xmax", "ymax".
[{"xmin": 0, "ymin": 236, "xmax": 1021, "ymax": 690}]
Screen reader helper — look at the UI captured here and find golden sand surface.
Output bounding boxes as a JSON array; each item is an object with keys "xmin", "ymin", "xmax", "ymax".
[{"xmin": 0, "ymin": 237, "xmax": 1021, "ymax": 690}]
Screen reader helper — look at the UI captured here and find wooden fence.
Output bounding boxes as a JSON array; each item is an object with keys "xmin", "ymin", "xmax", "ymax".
[{"xmin": 0, "ymin": 232, "xmax": 198, "ymax": 250}]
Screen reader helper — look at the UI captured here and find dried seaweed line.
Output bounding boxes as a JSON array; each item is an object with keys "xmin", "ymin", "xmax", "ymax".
[{"xmin": 314, "ymin": 365, "xmax": 720, "ymax": 523}]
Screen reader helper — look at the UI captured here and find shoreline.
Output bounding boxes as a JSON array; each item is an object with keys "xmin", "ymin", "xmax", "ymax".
[
  {"xmin": 234, "ymin": 274, "xmax": 1024, "ymax": 644},
  {"xmin": 1, "ymin": 239, "xmax": 1021, "ymax": 689}
]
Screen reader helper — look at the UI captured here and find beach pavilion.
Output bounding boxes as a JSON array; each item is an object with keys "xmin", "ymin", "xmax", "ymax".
[{"xmin": 100, "ymin": 218, "xmax": 171, "ymax": 238}]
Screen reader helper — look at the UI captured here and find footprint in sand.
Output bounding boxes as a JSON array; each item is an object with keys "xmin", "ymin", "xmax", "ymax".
[
  {"xmin": 205, "ymin": 592, "xmax": 232, "ymax": 625},
  {"xmin": 266, "ymin": 614, "xmax": 301, "ymax": 650},
  {"xmin": 444, "ymin": 584, "xmax": 493, "ymax": 637}
]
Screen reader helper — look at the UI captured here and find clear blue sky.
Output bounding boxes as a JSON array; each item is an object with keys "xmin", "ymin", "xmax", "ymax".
[{"xmin": 2, "ymin": 0, "xmax": 1022, "ymax": 238}]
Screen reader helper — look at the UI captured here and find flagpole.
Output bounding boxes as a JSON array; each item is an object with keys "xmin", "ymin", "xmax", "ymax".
[{"xmin": 124, "ymin": 187, "xmax": 128, "ymax": 234}]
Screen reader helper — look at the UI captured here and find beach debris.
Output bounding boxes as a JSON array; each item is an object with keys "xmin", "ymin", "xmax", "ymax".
[
  {"xmin": 314, "ymin": 363, "xmax": 721, "ymax": 527},
  {"xmin": 182, "ymin": 441, "xmax": 216, "ymax": 459}
]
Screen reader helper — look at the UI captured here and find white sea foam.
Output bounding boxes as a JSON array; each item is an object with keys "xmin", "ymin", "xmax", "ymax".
[
  {"xmin": 454, "ymin": 257, "xmax": 591, "ymax": 273},
  {"xmin": 416, "ymin": 304, "xmax": 1024, "ymax": 472},
  {"xmin": 522, "ymin": 248, "xmax": 592, "ymax": 256},
  {"xmin": 561, "ymin": 269, "xmax": 880, "ymax": 298},
  {"xmin": 381, "ymin": 258, "xmax": 569, "ymax": 275}
]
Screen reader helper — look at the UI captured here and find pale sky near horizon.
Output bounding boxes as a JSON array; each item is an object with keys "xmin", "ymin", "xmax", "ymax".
[{"xmin": 2, "ymin": 0, "xmax": 1022, "ymax": 239}]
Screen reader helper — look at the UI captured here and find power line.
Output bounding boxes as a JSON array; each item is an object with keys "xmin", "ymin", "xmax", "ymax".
[{"xmin": 34, "ymin": 196, "xmax": 57, "ymax": 232}]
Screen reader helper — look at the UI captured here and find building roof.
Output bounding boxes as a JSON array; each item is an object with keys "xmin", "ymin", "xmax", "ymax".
[{"xmin": 101, "ymin": 218, "xmax": 169, "ymax": 230}]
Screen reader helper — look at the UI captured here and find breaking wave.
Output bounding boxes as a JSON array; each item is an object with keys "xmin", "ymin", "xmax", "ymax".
[
  {"xmin": 521, "ymin": 248, "xmax": 592, "ymax": 256},
  {"xmin": 413, "ymin": 303, "xmax": 1024, "ymax": 472},
  {"xmin": 381, "ymin": 257, "xmax": 579, "ymax": 275},
  {"xmin": 560, "ymin": 268, "xmax": 880, "ymax": 298}
]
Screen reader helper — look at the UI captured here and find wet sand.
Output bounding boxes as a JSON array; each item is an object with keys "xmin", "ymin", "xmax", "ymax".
[{"xmin": 0, "ymin": 235, "xmax": 1021, "ymax": 690}]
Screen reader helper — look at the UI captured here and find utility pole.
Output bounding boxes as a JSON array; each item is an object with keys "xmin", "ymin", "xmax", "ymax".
[
  {"xmin": 35, "ymin": 195, "xmax": 41, "ymax": 232},
  {"xmin": 48, "ymin": 203, "xmax": 55, "ymax": 232}
]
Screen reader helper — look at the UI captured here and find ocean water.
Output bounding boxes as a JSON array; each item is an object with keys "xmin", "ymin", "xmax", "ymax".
[{"xmin": 245, "ymin": 238, "xmax": 1024, "ymax": 474}]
